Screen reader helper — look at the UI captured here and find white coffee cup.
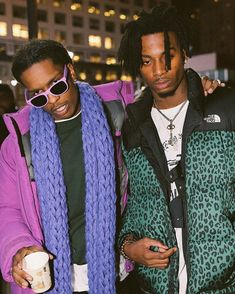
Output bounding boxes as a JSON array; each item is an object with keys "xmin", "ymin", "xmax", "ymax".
[{"xmin": 22, "ymin": 251, "xmax": 52, "ymax": 293}]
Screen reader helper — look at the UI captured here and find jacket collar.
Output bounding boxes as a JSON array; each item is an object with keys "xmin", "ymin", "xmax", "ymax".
[
  {"xmin": 3, "ymin": 105, "xmax": 31, "ymax": 135},
  {"xmin": 126, "ymin": 68, "xmax": 204, "ymax": 125}
]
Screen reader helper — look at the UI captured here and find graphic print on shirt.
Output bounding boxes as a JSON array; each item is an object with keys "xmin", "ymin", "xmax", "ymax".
[{"xmin": 151, "ymin": 100, "xmax": 189, "ymax": 294}]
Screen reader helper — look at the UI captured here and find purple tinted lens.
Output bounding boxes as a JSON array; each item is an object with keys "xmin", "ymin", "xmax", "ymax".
[
  {"xmin": 31, "ymin": 95, "xmax": 48, "ymax": 107},
  {"xmin": 50, "ymin": 81, "xmax": 67, "ymax": 95}
]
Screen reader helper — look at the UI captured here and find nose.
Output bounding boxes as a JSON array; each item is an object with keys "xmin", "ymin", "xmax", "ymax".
[
  {"xmin": 47, "ymin": 93, "xmax": 60, "ymax": 104},
  {"xmin": 152, "ymin": 59, "xmax": 167, "ymax": 77}
]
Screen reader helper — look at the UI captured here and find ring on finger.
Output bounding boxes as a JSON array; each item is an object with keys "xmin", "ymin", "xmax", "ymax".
[
  {"xmin": 215, "ymin": 79, "xmax": 221, "ymax": 85},
  {"xmin": 150, "ymin": 245, "xmax": 159, "ymax": 252}
]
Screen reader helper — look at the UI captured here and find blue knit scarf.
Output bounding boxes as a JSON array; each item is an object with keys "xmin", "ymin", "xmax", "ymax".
[{"xmin": 30, "ymin": 82, "xmax": 116, "ymax": 294}]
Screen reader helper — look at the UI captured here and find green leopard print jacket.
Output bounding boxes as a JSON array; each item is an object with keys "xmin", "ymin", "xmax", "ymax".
[{"xmin": 119, "ymin": 70, "xmax": 235, "ymax": 294}]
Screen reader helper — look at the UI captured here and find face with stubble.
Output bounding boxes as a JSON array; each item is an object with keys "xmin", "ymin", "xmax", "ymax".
[{"xmin": 140, "ymin": 32, "xmax": 187, "ymax": 101}]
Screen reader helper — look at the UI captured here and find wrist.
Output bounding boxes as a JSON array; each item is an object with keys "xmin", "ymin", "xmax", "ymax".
[{"xmin": 120, "ymin": 234, "xmax": 137, "ymax": 261}]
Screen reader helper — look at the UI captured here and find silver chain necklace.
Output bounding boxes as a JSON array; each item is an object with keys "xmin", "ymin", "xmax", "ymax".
[{"xmin": 155, "ymin": 100, "xmax": 188, "ymax": 146}]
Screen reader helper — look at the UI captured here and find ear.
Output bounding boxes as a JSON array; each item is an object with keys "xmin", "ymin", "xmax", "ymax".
[
  {"xmin": 182, "ymin": 49, "xmax": 189, "ymax": 64},
  {"xmin": 67, "ymin": 63, "xmax": 77, "ymax": 82}
]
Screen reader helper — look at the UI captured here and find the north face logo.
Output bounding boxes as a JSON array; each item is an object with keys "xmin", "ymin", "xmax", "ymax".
[{"xmin": 204, "ymin": 114, "xmax": 221, "ymax": 123}]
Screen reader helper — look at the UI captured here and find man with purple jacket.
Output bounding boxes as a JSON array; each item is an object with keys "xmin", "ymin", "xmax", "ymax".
[{"xmin": 0, "ymin": 39, "xmax": 125, "ymax": 294}]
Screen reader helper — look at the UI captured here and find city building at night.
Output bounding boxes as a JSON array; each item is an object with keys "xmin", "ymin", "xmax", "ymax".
[
  {"xmin": 174, "ymin": 0, "xmax": 235, "ymax": 86},
  {"xmin": 0, "ymin": 0, "xmax": 163, "ymax": 104},
  {"xmin": 0, "ymin": 0, "xmax": 234, "ymax": 105}
]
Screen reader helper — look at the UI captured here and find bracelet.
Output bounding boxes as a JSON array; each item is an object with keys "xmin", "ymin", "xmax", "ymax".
[{"xmin": 120, "ymin": 235, "xmax": 136, "ymax": 261}]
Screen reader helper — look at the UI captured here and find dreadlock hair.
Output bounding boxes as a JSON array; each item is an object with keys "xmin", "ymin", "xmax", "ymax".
[
  {"xmin": 12, "ymin": 39, "xmax": 72, "ymax": 84},
  {"xmin": 118, "ymin": 2, "xmax": 191, "ymax": 79}
]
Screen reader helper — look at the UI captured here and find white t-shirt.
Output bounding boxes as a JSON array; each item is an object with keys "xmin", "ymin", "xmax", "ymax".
[
  {"xmin": 71, "ymin": 264, "xmax": 89, "ymax": 292},
  {"xmin": 151, "ymin": 100, "xmax": 189, "ymax": 294}
]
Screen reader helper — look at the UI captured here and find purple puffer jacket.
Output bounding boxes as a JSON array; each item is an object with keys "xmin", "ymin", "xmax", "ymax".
[{"xmin": 0, "ymin": 81, "xmax": 134, "ymax": 294}]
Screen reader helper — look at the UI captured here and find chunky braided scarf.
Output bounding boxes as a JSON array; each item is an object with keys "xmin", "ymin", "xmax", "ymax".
[{"xmin": 30, "ymin": 82, "xmax": 116, "ymax": 294}]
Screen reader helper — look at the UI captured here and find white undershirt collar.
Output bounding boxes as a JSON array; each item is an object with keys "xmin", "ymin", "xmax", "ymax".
[{"xmin": 55, "ymin": 110, "xmax": 81, "ymax": 124}]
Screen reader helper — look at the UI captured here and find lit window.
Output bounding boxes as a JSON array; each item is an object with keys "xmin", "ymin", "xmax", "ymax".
[
  {"xmin": 12, "ymin": 24, "xmax": 28, "ymax": 38},
  {"xmin": 53, "ymin": 0, "xmax": 65, "ymax": 8},
  {"xmin": 73, "ymin": 52, "xmax": 84, "ymax": 62},
  {"xmin": 73, "ymin": 33, "xmax": 84, "ymax": 45},
  {"xmin": 104, "ymin": 5, "xmax": 115, "ymax": 17},
  {"xmin": 90, "ymin": 54, "xmax": 101, "ymax": 63},
  {"xmin": 55, "ymin": 30, "xmax": 66, "ymax": 43},
  {"xmin": 73, "ymin": 55, "xmax": 80, "ymax": 62},
  {"xmin": 88, "ymin": 2, "xmax": 100, "ymax": 15},
  {"xmin": 79, "ymin": 72, "xmax": 87, "ymax": 80},
  {"xmin": 133, "ymin": 10, "xmax": 140, "ymax": 20},
  {"xmin": 38, "ymin": 28, "xmax": 49, "ymax": 39},
  {"xmin": 133, "ymin": 14, "xmax": 139, "ymax": 20},
  {"xmin": 190, "ymin": 13, "xmax": 196, "ymax": 19},
  {"xmin": 120, "ymin": 8, "xmax": 129, "ymax": 20},
  {"xmin": 89, "ymin": 35, "xmax": 101, "ymax": 47},
  {"xmin": 73, "ymin": 54, "xmax": 81, "ymax": 62},
  {"xmin": 95, "ymin": 71, "xmax": 102, "ymax": 81},
  {"xmin": 106, "ymin": 56, "xmax": 116, "ymax": 65},
  {"xmin": 121, "ymin": 74, "xmax": 132, "ymax": 81},
  {"xmin": 0, "ymin": 22, "xmax": 7, "ymax": 36},
  {"xmin": 106, "ymin": 71, "xmax": 117, "ymax": 81},
  {"xmin": 104, "ymin": 37, "xmax": 114, "ymax": 49},
  {"xmin": 71, "ymin": 0, "xmax": 82, "ymax": 11},
  {"xmin": 120, "ymin": 14, "xmax": 126, "ymax": 20}
]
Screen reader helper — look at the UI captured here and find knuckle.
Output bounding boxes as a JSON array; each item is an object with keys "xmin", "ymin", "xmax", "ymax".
[
  {"xmin": 143, "ymin": 252, "xmax": 150, "ymax": 260},
  {"xmin": 12, "ymin": 265, "xmax": 18, "ymax": 273},
  {"xmin": 145, "ymin": 261, "xmax": 152, "ymax": 267},
  {"xmin": 142, "ymin": 237, "xmax": 149, "ymax": 244}
]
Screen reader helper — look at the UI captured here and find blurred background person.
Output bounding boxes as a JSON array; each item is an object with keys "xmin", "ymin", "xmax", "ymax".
[{"xmin": 0, "ymin": 84, "xmax": 16, "ymax": 146}]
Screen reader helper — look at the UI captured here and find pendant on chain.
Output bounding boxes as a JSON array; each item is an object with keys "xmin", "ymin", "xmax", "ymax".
[
  {"xmin": 155, "ymin": 100, "xmax": 187, "ymax": 146},
  {"xmin": 167, "ymin": 121, "xmax": 175, "ymax": 146}
]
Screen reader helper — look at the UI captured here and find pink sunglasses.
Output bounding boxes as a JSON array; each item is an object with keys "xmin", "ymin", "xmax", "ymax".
[{"xmin": 24, "ymin": 65, "xmax": 69, "ymax": 108}]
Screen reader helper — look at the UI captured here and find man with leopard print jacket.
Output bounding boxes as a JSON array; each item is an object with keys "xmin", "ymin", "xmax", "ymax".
[{"xmin": 118, "ymin": 4, "xmax": 235, "ymax": 294}]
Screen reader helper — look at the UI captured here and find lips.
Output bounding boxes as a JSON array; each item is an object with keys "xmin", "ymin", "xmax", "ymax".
[
  {"xmin": 154, "ymin": 79, "xmax": 171, "ymax": 90},
  {"xmin": 52, "ymin": 104, "xmax": 68, "ymax": 116}
]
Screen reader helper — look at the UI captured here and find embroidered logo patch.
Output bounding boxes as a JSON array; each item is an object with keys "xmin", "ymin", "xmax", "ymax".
[{"xmin": 204, "ymin": 114, "xmax": 221, "ymax": 123}]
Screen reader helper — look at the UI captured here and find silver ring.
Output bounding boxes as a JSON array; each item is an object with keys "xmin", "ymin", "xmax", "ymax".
[
  {"xmin": 215, "ymin": 79, "xmax": 221, "ymax": 85},
  {"xmin": 150, "ymin": 245, "xmax": 159, "ymax": 252}
]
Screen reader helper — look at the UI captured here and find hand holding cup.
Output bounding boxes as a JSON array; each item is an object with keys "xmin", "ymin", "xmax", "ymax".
[
  {"xmin": 12, "ymin": 246, "xmax": 53, "ymax": 293},
  {"xmin": 22, "ymin": 251, "xmax": 52, "ymax": 293}
]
